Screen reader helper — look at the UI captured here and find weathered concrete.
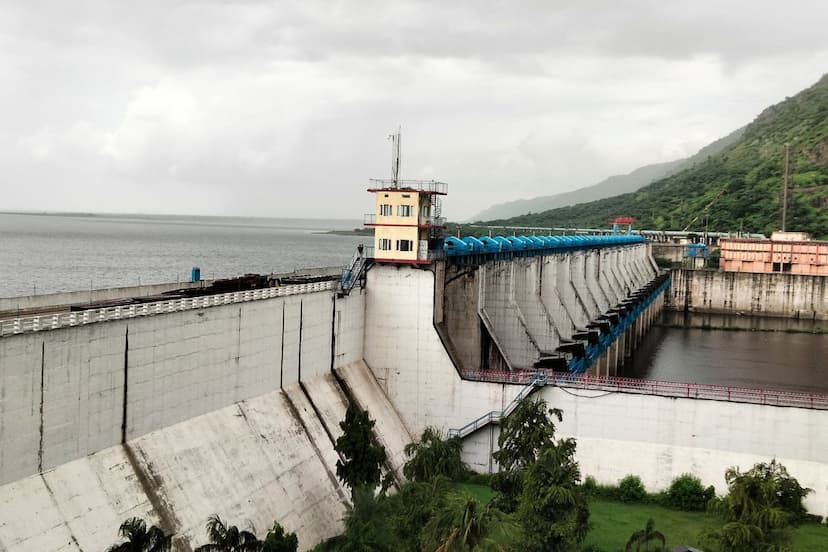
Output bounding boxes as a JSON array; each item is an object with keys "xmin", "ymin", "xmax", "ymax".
[
  {"xmin": 0, "ymin": 285, "xmax": 378, "ymax": 551},
  {"xmin": 0, "ymin": 387, "xmax": 352, "ymax": 551},
  {"xmin": 439, "ymin": 244, "xmax": 659, "ymax": 371},
  {"xmin": 337, "ymin": 361, "xmax": 415, "ymax": 480},
  {"xmin": 668, "ymin": 269, "xmax": 828, "ymax": 320},
  {"xmin": 480, "ymin": 262, "xmax": 538, "ymax": 368},
  {"xmin": 363, "ymin": 267, "xmax": 522, "ymax": 436},
  {"xmin": 438, "ymin": 265, "xmax": 483, "ymax": 371}
]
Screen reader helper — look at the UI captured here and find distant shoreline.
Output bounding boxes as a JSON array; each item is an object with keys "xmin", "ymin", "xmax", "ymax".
[{"xmin": 317, "ymin": 229, "xmax": 374, "ymax": 236}]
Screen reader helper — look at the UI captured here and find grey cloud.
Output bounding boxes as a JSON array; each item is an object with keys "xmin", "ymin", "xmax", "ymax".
[{"xmin": 1, "ymin": 1, "xmax": 827, "ymax": 220}]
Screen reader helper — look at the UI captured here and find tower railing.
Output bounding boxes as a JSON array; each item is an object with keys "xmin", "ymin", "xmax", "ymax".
[{"xmin": 367, "ymin": 179, "xmax": 448, "ymax": 195}]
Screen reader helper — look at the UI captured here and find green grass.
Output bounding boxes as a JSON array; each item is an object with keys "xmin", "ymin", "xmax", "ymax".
[
  {"xmin": 317, "ymin": 484, "xmax": 828, "ymax": 552},
  {"xmin": 583, "ymin": 498, "xmax": 828, "ymax": 552},
  {"xmin": 453, "ymin": 482, "xmax": 497, "ymax": 504},
  {"xmin": 453, "ymin": 485, "xmax": 828, "ymax": 551}
]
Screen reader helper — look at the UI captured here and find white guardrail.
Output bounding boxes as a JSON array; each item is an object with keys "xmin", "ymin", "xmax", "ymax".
[{"xmin": 0, "ymin": 281, "xmax": 335, "ymax": 337}]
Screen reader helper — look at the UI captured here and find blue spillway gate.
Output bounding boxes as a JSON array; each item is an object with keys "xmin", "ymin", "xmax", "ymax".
[{"xmin": 444, "ymin": 234, "xmax": 645, "ymax": 264}]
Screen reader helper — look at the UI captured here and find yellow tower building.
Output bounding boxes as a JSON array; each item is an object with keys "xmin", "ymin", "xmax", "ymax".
[
  {"xmin": 364, "ymin": 179, "xmax": 447, "ymax": 264},
  {"xmin": 365, "ymin": 130, "xmax": 448, "ymax": 264},
  {"xmin": 363, "ymin": 128, "xmax": 447, "ymax": 264}
]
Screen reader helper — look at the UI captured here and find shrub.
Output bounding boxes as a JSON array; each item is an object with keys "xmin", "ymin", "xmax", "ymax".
[
  {"xmin": 618, "ymin": 475, "xmax": 647, "ymax": 503},
  {"xmin": 666, "ymin": 473, "xmax": 715, "ymax": 511},
  {"xmin": 463, "ymin": 472, "xmax": 493, "ymax": 486},
  {"xmin": 582, "ymin": 476, "xmax": 598, "ymax": 495}
]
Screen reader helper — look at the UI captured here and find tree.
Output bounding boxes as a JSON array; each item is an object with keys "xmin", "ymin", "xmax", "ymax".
[
  {"xmin": 494, "ymin": 397, "xmax": 561, "ymax": 472},
  {"xmin": 107, "ymin": 518, "xmax": 171, "ymax": 552},
  {"xmin": 262, "ymin": 522, "xmax": 298, "ymax": 552},
  {"xmin": 422, "ymin": 495, "xmax": 506, "ymax": 552},
  {"xmin": 625, "ymin": 518, "xmax": 666, "ymax": 552},
  {"xmin": 700, "ymin": 459, "xmax": 811, "ymax": 552},
  {"xmin": 392, "ymin": 476, "xmax": 452, "ymax": 550},
  {"xmin": 491, "ymin": 397, "xmax": 562, "ymax": 512},
  {"xmin": 339, "ymin": 485, "xmax": 402, "ymax": 552},
  {"xmin": 404, "ymin": 427, "xmax": 467, "ymax": 482},
  {"xmin": 335, "ymin": 402, "xmax": 388, "ymax": 492},
  {"xmin": 516, "ymin": 439, "xmax": 589, "ymax": 552},
  {"xmin": 194, "ymin": 514, "xmax": 261, "ymax": 552}
]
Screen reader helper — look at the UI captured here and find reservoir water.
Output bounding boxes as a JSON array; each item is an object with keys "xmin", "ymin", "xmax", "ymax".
[
  {"xmin": 623, "ymin": 312, "xmax": 828, "ymax": 394},
  {"xmin": 0, "ymin": 212, "xmax": 365, "ymax": 297}
]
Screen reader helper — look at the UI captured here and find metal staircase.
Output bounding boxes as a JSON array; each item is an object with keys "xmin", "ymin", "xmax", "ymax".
[
  {"xmin": 338, "ymin": 246, "xmax": 372, "ymax": 295},
  {"xmin": 447, "ymin": 372, "xmax": 547, "ymax": 439}
]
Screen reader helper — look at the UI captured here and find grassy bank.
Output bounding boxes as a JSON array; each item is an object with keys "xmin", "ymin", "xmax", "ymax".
[
  {"xmin": 583, "ymin": 498, "xmax": 828, "ymax": 551},
  {"xmin": 453, "ymin": 484, "xmax": 828, "ymax": 551}
]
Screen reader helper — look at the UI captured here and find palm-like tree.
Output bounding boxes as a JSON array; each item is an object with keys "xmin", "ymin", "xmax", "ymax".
[
  {"xmin": 107, "ymin": 517, "xmax": 171, "ymax": 552},
  {"xmin": 194, "ymin": 514, "xmax": 262, "ymax": 552},
  {"xmin": 625, "ymin": 518, "xmax": 666, "ymax": 552},
  {"xmin": 403, "ymin": 427, "xmax": 466, "ymax": 482},
  {"xmin": 423, "ymin": 496, "xmax": 506, "ymax": 552}
]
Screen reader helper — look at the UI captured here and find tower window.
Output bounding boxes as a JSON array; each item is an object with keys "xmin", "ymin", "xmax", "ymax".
[
  {"xmin": 378, "ymin": 238, "xmax": 392, "ymax": 251},
  {"xmin": 397, "ymin": 205, "xmax": 413, "ymax": 217},
  {"xmin": 380, "ymin": 204, "xmax": 393, "ymax": 216},
  {"xmin": 396, "ymin": 240, "xmax": 414, "ymax": 252}
]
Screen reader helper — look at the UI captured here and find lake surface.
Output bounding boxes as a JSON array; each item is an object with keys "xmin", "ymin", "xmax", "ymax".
[
  {"xmin": 0, "ymin": 213, "xmax": 366, "ymax": 297},
  {"xmin": 623, "ymin": 313, "xmax": 828, "ymax": 393}
]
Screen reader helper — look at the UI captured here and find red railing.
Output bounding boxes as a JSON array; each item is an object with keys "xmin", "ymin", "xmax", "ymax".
[{"xmin": 460, "ymin": 369, "xmax": 828, "ymax": 411}]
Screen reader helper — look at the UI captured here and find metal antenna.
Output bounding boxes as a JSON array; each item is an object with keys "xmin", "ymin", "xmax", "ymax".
[{"xmin": 389, "ymin": 126, "xmax": 401, "ymax": 187}]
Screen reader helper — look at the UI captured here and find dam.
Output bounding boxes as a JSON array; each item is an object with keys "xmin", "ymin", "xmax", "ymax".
[{"xmin": 0, "ymin": 181, "xmax": 827, "ymax": 550}]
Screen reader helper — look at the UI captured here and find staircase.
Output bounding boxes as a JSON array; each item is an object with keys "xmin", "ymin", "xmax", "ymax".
[
  {"xmin": 447, "ymin": 372, "xmax": 547, "ymax": 439},
  {"xmin": 338, "ymin": 246, "xmax": 373, "ymax": 295}
]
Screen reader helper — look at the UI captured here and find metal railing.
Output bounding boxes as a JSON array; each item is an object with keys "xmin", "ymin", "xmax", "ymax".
[
  {"xmin": 460, "ymin": 369, "xmax": 828, "ymax": 411},
  {"xmin": 339, "ymin": 246, "xmax": 373, "ymax": 294},
  {"xmin": 0, "ymin": 281, "xmax": 335, "ymax": 337},
  {"xmin": 418, "ymin": 215, "xmax": 446, "ymax": 227},
  {"xmin": 368, "ymin": 179, "xmax": 448, "ymax": 195},
  {"xmin": 448, "ymin": 373, "xmax": 547, "ymax": 438},
  {"xmin": 363, "ymin": 213, "xmax": 446, "ymax": 227}
]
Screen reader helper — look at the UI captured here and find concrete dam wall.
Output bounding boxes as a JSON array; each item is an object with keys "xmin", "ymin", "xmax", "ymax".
[
  {"xmin": 2, "ymin": 243, "xmax": 828, "ymax": 551},
  {"xmin": 668, "ymin": 268, "xmax": 828, "ymax": 320},
  {"xmin": 362, "ymin": 264, "xmax": 828, "ymax": 517},
  {"xmin": 0, "ymin": 285, "xmax": 380, "ymax": 551},
  {"xmin": 438, "ymin": 244, "xmax": 658, "ymax": 374}
]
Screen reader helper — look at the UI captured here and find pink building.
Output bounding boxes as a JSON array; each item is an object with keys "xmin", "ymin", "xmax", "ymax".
[{"xmin": 719, "ymin": 233, "xmax": 828, "ymax": 275}]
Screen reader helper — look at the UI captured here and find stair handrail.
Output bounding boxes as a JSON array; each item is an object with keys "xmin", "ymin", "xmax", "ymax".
[
  {"xmin": 447, "ymin": 372, "xmax": 546, "ymax": 439},
  {"xmin": 338, "ymin": 245, "xmax": 371, "ymax": 293}
]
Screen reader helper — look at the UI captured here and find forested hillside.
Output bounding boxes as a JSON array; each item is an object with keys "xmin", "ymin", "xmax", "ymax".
[
  {"xmin": 471, "ymin": 128, "xmax": 743, "ymax": 221},
  {"xmin": 486, "ymin": 74, "xmax": 828, "ymax": 238}
]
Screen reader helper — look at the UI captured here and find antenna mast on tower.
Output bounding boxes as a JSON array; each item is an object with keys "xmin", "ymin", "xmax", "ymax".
[{"xmin": 389, "ymin": 126, "xmax": 401, "ymax": 188}]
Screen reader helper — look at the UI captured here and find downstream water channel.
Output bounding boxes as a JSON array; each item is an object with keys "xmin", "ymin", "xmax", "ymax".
[{"xmin": 622, "ymin": 311, "xmax": 828, "ymax": 394}]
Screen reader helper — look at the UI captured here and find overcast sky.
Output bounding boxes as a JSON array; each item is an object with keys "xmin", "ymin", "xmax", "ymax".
[{"xmin": 1, "ymin": 1, "xmax": 827, "ymax": 221}]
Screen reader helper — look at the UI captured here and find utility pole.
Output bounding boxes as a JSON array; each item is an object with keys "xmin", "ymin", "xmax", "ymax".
[{"xmin": 782, "ymin": 143, "xmax": 790, "ymax": 231}]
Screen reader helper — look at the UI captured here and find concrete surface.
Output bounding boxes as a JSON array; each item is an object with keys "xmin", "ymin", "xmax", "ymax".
[{"xmin": 668, "ymin": 269, "xmax": 828, "ymax": 320}]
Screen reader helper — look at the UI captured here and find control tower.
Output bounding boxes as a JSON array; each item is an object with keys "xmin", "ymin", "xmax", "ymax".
[{"xmin": 363, "ymin": 130, "xmax": 447, "ymax": 264}]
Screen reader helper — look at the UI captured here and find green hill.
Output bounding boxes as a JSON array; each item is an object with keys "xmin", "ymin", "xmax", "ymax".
[
  {"xmin": 470, "ymin": 128, "xmax": 743, "ymax": 222},
  {"xmin": 485, "ymin": 74, "xmax": 828, "ymax": 239}
]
